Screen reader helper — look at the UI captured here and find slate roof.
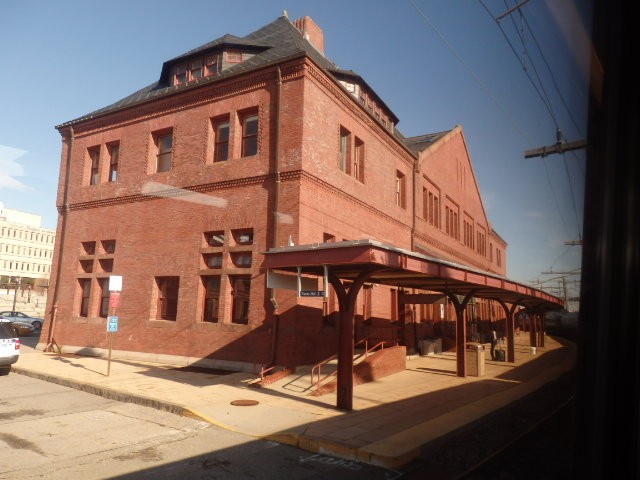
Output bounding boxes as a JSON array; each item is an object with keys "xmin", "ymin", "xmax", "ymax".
[
  {"xmin": 58, "ymin": 16, "xmax": 343, "ymax": 127},
  {"xmin": 402, "ymin": 131, "xmax": 451, "ymax": 154},
  {"xmin": 57, "ymin": 15, "xmax": 449, "ymax": 160}
]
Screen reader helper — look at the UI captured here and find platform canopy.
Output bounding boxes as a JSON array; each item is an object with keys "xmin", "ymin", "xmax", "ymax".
[
  {"xmin": 262, "ymin": 239, "xmax": 563, "ymax": 311},
  {"xmin": 263, "ymin": 239, "xmax": 563, "ymax": 411}
]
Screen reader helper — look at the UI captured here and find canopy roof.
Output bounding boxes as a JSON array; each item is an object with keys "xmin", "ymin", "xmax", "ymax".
[{"xmin": 262, "ymin": 239, "xmax": 563, "ymax": 311}]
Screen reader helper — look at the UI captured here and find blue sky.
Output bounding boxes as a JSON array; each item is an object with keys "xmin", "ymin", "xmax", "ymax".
[{"xmin": 0, "ymin": 0, "xmax": 590, "ymax": 300}]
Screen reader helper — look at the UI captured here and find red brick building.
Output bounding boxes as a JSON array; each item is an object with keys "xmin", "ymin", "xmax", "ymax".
[{"xmin": 41, "ymin": 15, "xmax": 507, "ymax": 371}]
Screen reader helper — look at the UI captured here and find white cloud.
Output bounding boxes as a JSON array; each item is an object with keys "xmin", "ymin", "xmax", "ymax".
[{"xmin": 0, "ymin": 145, "xmax": 30, "ymax": 191}]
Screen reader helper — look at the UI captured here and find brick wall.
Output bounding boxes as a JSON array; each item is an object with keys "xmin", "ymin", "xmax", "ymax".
[{"xmin": 43, "ymin": 56, "xmax": 506, "ymax": 368}]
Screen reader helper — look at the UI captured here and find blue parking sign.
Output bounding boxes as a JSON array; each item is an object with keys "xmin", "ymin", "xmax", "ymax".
[{"xmin": 107, "ymin": 316, "xmax": 118, "ymax": 332}]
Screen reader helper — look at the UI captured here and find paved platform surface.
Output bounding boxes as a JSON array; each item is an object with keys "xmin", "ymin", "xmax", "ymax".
[{"xmin": 11, "ymin": 334, "xmax": 575, "ymax": 470}]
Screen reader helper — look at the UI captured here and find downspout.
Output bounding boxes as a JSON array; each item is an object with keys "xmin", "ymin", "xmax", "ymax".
[
  {"xmin": 411, "ymin": 155, "xmax": 420, "ymax": 252},
  {"xmin": 410, "ymin": 157, "xmax": 419, "ymax": 351},
  {"xmin": 45, "ymin": 125, "xmax": 74, "ymax": 352},
  {"xmin": 267, "ymin": 66, "xmax": 283, "ymax": 367}
]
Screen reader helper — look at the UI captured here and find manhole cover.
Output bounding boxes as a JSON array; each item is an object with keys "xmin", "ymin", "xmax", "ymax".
[{"xmin": 230, "ymin": 399, "xmax": 259, "ymax": 406}]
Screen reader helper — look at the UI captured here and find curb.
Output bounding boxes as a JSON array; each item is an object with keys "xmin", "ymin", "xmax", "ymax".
[{"xmin": 12, "ymin": 366, "xmax": 187, "ymax": 417}]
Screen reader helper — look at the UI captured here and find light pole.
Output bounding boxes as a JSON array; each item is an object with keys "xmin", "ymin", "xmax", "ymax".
[{"xmin": 11, "ymin": 276, "xmax": 21, "ymax": 312}]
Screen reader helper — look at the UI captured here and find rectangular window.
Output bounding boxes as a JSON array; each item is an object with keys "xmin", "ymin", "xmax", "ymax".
[
  {"xmin": 190, "ymin": 58, "xmax": 203, "ymax": 79},
  {"xmin": 99, "ymin": 279, "xmax": 109, "ymax": 318},
  {"xmin": 205, "ymin": 54, "xmax": 218, "ymax": 76},
  {"xmin": 213, "ymin": 118, "xmax": 230, "ymax": 162},
  {"xmin": 175, "ymin": 64, "xmax": 187, "ymax": 84},
  {"xmin": 108, "ymin": 142, "xmax": 119, "ymax": 182},
  {"xmin": 202, "ymin": 276, "xmax": 221, "ymax": 323},
  {"xmin": 476, "ymin": 229, "xmax": 486, "ymax": 256},
  {"xmin": 423, "ymin": 188, "xmax": 429, "ymax": 221},
  {"xmin": 231, "ymin": 275, "xmax": 250, "ymax": 324},
  {"xmin": 395, "ymin": 171, "xmax": 406, "ymax": 209},
  {"xmin": 463, "ymin": 218, "xmax": 474, "ymax": 249},
  {"xmin": 339, "ymin": 126, "xmax": 350, "ymax": 173},
  {"xmin": 226, "ymin": 51, "xmax": 242, "ymax": 63},
  {"xmin": 79, "ymin": 279, "xmax": 91, "ymax": 317},
  {"xmin": 445, "ymin": 205, "xmax": 459, "ymax": 239},
  {"xmin": 156, "ymin": 276, "xmax": 179, "ymax": 320},
  {"xmin": 88, "ymin": 146, "xmax": 100, "ymax": 185},
  {"xmin": 155, "ymin": 131, "xmax": 173, "ymax": 172},
  {"xmin": 354, "ymin": 137, "xmax": 365, "ymax": 183},
  {"xmin": 241, "ymin": 114, "xmax": 258, "ymax": 157}
]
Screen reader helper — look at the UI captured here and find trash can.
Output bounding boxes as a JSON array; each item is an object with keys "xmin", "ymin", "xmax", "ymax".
[
  {"xmin": 466, "ymin": 342, "xmax": 485, "ymax": 376},
  {"xmin": 419, "ymin": 337, "xmax": 442, "ymax": 356}
]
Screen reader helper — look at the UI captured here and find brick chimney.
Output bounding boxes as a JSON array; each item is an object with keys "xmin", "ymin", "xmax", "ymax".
[{"xmin": 292, "ymin": 16, "xmax": 324, "ymax": 55}]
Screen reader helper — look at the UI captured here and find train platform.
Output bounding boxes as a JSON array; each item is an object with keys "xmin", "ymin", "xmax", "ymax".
[{"xmin": 12, "ymin": 333, "xmax": 575, "ymax": 471}]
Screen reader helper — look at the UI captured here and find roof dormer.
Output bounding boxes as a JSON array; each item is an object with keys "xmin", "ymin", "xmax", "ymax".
[{"xmin": 159, "ymin": 36, "xmax": 271, "ymax": 87}]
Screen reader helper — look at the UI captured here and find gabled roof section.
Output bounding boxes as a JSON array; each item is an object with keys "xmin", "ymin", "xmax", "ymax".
[
  {"xmin": 402, "ymin": 131, "xmax": 451, "ymax": 154},
  {"xmin": 57, "ymin": 16, "xmax": 344, "ymax": 128}
]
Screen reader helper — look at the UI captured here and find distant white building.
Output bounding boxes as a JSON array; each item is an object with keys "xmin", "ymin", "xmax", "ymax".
[{"xmin": 0, "ymin": 204, "xmax": 55, "ymax": 287}]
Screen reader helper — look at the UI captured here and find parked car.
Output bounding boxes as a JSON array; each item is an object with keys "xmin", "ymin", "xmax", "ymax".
[
  {"xmin": 0, "ymin": 321, "xmax": 20, "ymax": 375},
  {"xmin": 10, "ymin": 321, "xmax": 35, "ymax": 337},
  {"xmin": 0, "ymin": 311, "xmax": 44, "ymax": 330}
]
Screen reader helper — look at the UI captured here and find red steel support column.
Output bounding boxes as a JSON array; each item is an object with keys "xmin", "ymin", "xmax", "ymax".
[
  {"xmin": 329, "ymin": 266, "xmax": 383, "ymax": 411},
  {"xmin": 446, "ymin": 290, "xmax": 478, "ymax": 377},
  {"xmin": 530, "ymin": 312, "xmax": 538, "ymax": 347},
  {"xmin": 539, "ymin": 315, "xmax": 546, "ymax": 347},
  {"xmin": 492, "ymin": 297, "xmax": 523, "ymax": 363}
]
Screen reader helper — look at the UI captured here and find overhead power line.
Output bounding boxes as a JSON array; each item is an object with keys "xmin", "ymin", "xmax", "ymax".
[
  {"xmin": 479, "ymin": 0, "xmax": 559, "ymax": 128},
  {"xmin": 407, "ymin": 0, "xmax": 533, "ymax": 145}
]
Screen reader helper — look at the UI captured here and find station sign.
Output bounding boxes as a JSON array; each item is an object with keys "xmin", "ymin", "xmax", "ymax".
[{"xmin": 300, "ymin": 290, "xmax": 325, "ymax": 297}]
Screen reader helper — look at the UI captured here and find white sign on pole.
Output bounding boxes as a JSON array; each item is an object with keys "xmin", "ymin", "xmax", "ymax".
[
  {"xmin": 107, "ymin": 316, "xmax": 118, "ymax": 332},
  {"xmin": 109, "ymin": 275, "xmax": 123, "ymax": 292}
]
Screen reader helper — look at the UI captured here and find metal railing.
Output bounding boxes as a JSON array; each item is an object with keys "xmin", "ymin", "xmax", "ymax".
[{"xmin": 309, "ymin": 337, "xmax": 394, "ymax": 390}]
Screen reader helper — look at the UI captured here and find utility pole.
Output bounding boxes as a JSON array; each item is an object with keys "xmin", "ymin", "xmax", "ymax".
[
  {"xmin": 541, "ymin": 270, "xmax": 580, "ymax": 311},
  {"xmin": 541, "ymin": 270, "xmax": 581, "ymax": 275},
  {"xmin": 11, "ymin": 276, "xmax": 21, "ymax": 312},
  {"xmin": 525, "ymin": 128, "xmax": 587, "ymax": 159},
  {"xmin": 496, "ymin": 0, "xmax": 532, "ymax": 21}
]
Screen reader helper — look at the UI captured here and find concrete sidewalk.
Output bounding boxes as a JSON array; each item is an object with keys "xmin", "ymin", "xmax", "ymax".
[{"xmin": 12, "ymin": 334, "xmax": 575, "ymax": 469}]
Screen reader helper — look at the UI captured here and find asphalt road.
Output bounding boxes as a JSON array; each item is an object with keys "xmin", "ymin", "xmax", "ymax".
[{"xmin": 1, "ymin": 372, "xmax": 400, "ymax": 479}]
